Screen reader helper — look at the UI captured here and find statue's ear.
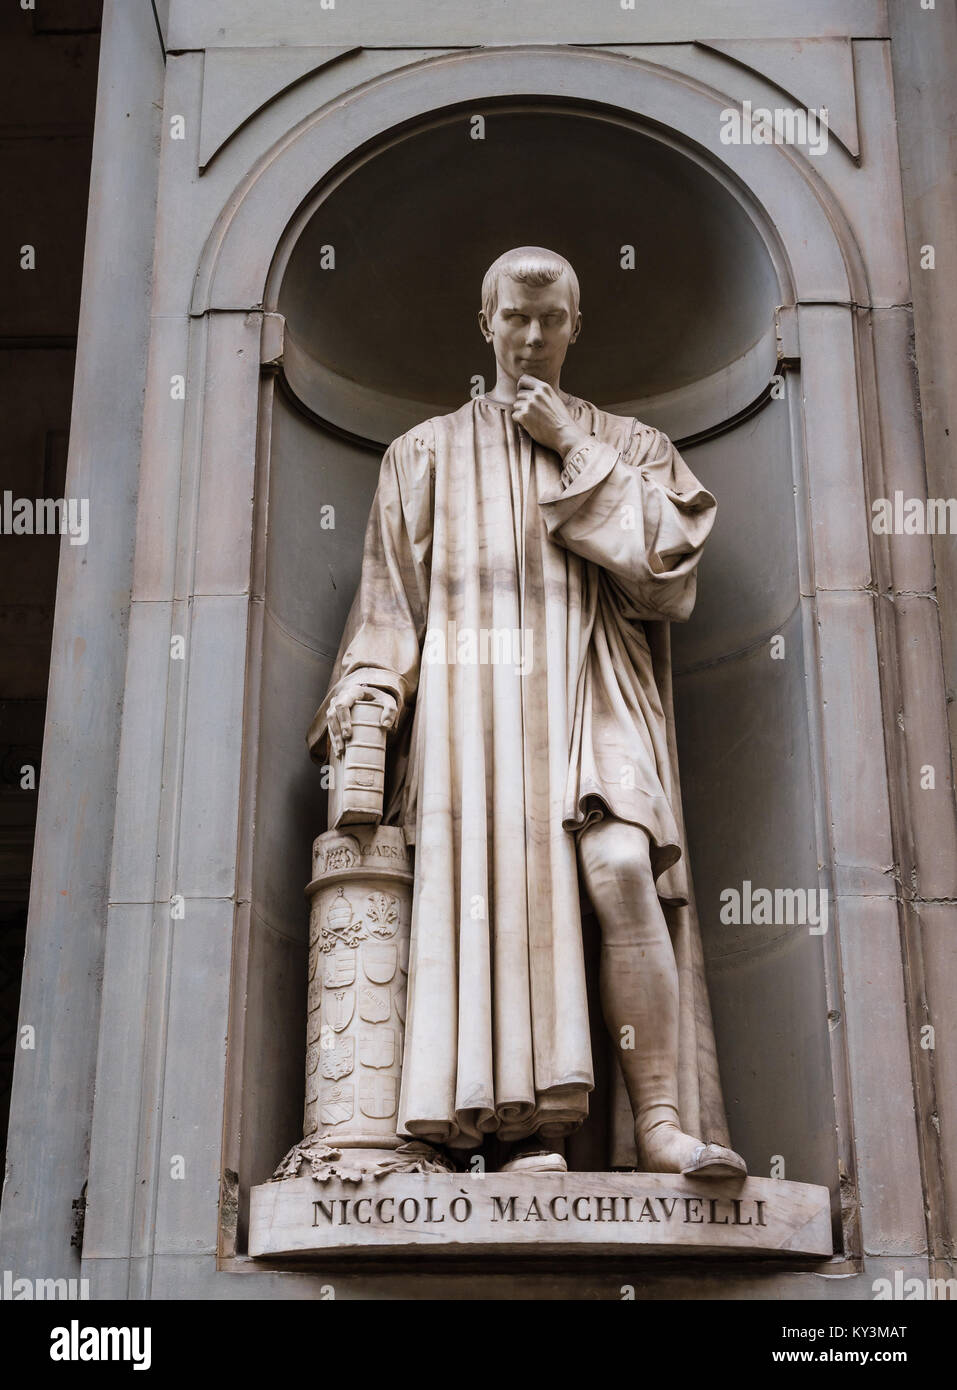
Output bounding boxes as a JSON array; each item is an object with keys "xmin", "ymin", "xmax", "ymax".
[
  {"xmin": 569, "ymin": 311, "xmax": 583, "ymax": 345},
  {"xmin": 478, "ymin": 309, "xmax": 493, "ymax": 342}
]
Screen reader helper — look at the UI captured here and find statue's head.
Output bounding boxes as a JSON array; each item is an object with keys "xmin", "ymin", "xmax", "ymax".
[{"xmin": 479, "ymin": 247, "xmax": 582, "ymax": 389}]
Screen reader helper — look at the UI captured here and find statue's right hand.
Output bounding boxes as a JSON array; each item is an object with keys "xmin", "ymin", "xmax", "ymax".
[{"xmin": 326, "ymin": 685, "xmax": 398, "ymax": 758}]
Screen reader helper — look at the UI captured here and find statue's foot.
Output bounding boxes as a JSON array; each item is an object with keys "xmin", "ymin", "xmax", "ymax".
[
  {"xmin": 639, "ymin": 1121, "xmax": 747, "ymax": 1179},
  {"xmin": 499, "ymin": 1136, "xmax": 567, "ymax": 1175},
  {"xmin": 681, "ymin": 1142, "xmax": 748, "ymax": 1179}
]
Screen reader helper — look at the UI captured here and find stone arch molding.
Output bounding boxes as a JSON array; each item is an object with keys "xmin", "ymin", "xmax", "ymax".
[
  {"xmin": 197, "ymin": 42, "xmax": 887, "ymax": 1232},
  {"xmin": 190, "ymin": 45, "xmax": 867, "ymax": 318}
]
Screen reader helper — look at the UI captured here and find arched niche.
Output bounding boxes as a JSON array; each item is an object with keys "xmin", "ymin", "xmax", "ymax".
[
  {"xmin": 274, "ymin": 104, "xmax": 781, "ymax": 446},
  {"xmin": 217, "ymin": 48, "xmax": 872, "ymax": 1250}
]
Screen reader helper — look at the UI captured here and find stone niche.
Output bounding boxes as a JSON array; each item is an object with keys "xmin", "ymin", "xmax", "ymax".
[{"xmin": 235, "ymin": 101, "xmax": 839, "ymax": 1257}]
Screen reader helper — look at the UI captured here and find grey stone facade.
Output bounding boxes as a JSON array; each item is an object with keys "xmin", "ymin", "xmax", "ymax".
[{"xmin": 1, "ymin": 0, "xmax": 955, "ymax": 1299}]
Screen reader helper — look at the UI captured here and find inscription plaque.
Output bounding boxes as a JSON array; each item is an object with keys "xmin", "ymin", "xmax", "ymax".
[{"xmin": 250, "ymin": 1174, "xmax": 833, "ymax": 1259}]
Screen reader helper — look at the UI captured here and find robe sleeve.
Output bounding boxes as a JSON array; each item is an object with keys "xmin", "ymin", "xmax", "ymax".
[
  {"xmin": 311, "ymin": 426, "xmax": 433, "ymax": 744},
  {"xmin": 537, "ymin": 421, "xmax": 716, "ymax": 622}
]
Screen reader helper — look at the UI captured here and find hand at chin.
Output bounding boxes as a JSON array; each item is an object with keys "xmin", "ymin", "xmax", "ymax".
[{"xmin": 511, "ymin": 375, "xmax": 583, "ymax": 457}]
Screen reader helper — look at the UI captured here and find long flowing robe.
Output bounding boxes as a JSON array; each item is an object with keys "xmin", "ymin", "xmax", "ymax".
[{"xmin": 316, "ymin": 395, "xmax": 731, "ymax": 1155}]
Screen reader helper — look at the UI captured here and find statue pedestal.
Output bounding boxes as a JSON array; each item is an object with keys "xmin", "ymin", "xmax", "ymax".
[
  {"xmin": 250, "ymin": 751, "xmax": 834, "ymax": 1265},
  {"xmin": 249, "ymin": 1172, "xmax": 832, "ymax": 1259}
]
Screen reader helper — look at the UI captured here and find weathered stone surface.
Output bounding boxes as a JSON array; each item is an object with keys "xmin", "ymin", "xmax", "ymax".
[
  {"xmin": 700, "ymin": 38, "xmax": 860, "ymax": 157},
  {"xmin": 167, "ymin": 0, "xmax": 889, "ymax": 51},
  {"xmin": 10, "ymin": 2, "xmax": 957, "ymax": 1304},
  {"xmin": 249, "ymin": 1173, "xmax": 832, "ymax": 1259},
  {"xmin": 0, "ymin": 0, "xmax": 166, "ymax": 1282},
  {"xmin": 299, "ymin": 825, "xmax": 412, "ymax": 1152},
  {"xmin": 198, "ymin": 47, "xmax": 357, "ymax": 168}
]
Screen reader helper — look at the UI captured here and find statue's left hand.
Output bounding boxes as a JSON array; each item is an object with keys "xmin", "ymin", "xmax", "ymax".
[
  {"xmin": 326, "ymin": 684, "xmax": 398, "ymax": 759},
  {"xmin": 512, "ymin": 375, "xmax": 590, "ymax": 459}
]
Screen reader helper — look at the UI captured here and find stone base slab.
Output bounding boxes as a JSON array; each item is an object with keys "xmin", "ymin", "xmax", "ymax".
[{"xmin": 249, "ymin": 1172, "xmax": 833, "ymax": 1259}]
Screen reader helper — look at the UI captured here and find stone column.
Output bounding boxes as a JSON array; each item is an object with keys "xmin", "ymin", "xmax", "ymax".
[
  {"xmin": 270, "ymin": 707, "xmax": 449, "ymax": 1183},
  {"xmin": 0, "ymin": 0, "xmax": 166, "ymax": 1279},
  {"xmin": 303, "ymin": 824, "xmax": 412, "ymax": 1153}
]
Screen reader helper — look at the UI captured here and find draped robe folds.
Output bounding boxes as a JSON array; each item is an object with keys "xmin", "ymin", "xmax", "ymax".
[{"xmin": 316, "ymin": 395, "xmax": 732, "ymax": 1156}]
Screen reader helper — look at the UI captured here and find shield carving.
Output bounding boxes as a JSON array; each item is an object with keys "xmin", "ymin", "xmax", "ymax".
[
  {"xmin": 308, "ymin": 907, "xmax": 323, "ymax": 951},
  {"xmin": 394, "ymin": 984, "xmax": 407, "ymax": 1023},
  {"xmin": 324, "ymin": 946, "xmax": 356, "ymax": 989},
  {"xmin": 359, "ymin": 1074, "xmax": 397, "ymax": 1119},
  {"xmin": 363, "ymin": 944, "xmax": 397, "ymax": 985},
  {"xmin": 398, "ymin": 936, "xmax": 409, "ymax": 976},
  {"xmin": 305, "ymin": 1044, "xmax": 320, "ymax": 1075},
  {"xmin": 320, "ymin": 1083, "xmax": 354, "ymax": 1127},
  {"xmin": 307, "ymin": 974, "xmax": 322, "ymax": 1015},
  {"xmin": 306, "ymin": 1005, "xmax": 321, "ymax": 1046},
  {"xmin": 321, "ymin": 1036, "xmax": 354, "ymax": 1081},
  {"xmin": 359, "ymin": 983, "xmax": 391, "ymax": 1023},
  {"xmin": 359, "ymin": 1027, "xmax": 395, "ymax": 1070},
  {"xmin": 327, "ymin": 988, "xmax": 355, "ymax": 1033}
]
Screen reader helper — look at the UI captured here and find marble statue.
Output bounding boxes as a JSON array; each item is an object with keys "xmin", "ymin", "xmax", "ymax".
[{"xmin": 308, "ymin": 247, "xmax": 746, "ymax": 1180}]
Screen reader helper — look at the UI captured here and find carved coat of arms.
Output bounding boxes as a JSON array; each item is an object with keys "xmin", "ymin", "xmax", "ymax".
[
  {"xmin": 359, "ymin": 1027, "xmax": 395, "ymax": 1070},
  {"xmin": 359, "ymin": 983, "xmax": 391, "ymax": 1023},
  {"xmin": 327, "ymin": 988, "xmax": 355, "ymax": 1032},
  {"xmin": 324, "ymin": 946, "xmax": 356, "ymax": 988},
  {"xmin": 321, "ymin": 1036, "xmax": 355, "ymax": 1081},
  {"xmin": 320, "ymin": 1083, "xmax": 354, "ymax": 1126},
  {"xmin": 363, "ymin": 943, "xmax": 397, "ymax": 984},
  {"xmin": 319, "ymin": 887, "xmax": 366, "ymax": 953},
  {"xmin": 359, "ymin": 1074, "xmax": 397, "ymax": 1119},
  {"xmin": 366, "ymin": 891, "xmax": 399, "ymax": 938}
]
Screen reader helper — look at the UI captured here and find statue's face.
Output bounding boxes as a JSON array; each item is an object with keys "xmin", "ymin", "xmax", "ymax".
[{"xmin": 479, "ymin": 275, "xmax": 581, "ymax": 387}]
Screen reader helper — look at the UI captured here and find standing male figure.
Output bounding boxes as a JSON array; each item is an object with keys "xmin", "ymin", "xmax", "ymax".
[{"xmin": 312, "ymin": 247, "xmax": 746, "ymax": 1178}]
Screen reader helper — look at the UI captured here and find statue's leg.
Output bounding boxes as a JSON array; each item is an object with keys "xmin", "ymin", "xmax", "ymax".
[{"xmin": 577, "ymin": 817, "xmax": 745, "ymax": 1178}]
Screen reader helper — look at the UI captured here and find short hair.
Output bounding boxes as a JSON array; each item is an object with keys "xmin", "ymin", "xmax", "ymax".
[{"xmin": 481, "ymin": 246, "xmax": 580, "ymax": 321}]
